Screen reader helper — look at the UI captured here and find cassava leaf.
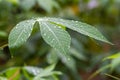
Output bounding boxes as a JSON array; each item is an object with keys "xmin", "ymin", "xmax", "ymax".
[
  {"xmin": 45, "ymin": 18, "xmax": 112, "ymax": 44},
  {"xmin": 38, "ymin": 21, "xmax": 71, "ymax": 59},
  {"xmin": 8, "ymin": 17, "xmax": 112, "ymax": 59},
  {"xmin": 8, "ymin": 20, "xmax": 35, "ymax": 50}
]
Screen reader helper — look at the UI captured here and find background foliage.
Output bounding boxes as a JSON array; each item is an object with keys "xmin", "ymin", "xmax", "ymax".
[{"xmin": 0, "ymin": 0, "xmax": 120, "ymax": 80}]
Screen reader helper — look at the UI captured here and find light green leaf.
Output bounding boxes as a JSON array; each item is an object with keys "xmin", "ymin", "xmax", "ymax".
[
  {"xmin": 8, "ymin": 20, "xmax": 35, "ymax": 49},
  {"xmin": 23, "ymin": 66, "xmax": 43, "ymax": 76},
  {"xmin": 46, "ymin": 18, "xmax": 112, "ymax": 44},
  {"xmin": 111, "ymin": 58, "xmax": 120, "ymax": 70},
  {"xmin": 39, "ymin": 21, "xmax": 71, "ymax": 59},
  {"xmin": 103, "ymin": 53, "xmax": 120, "ymax": 60},
  {"xmin": 0, "ymin": 77, "xmax": 7, "ymax": 80},
  {"xmin": 44, "ymin": 64, "xmax": 56, "ymax": 72}
]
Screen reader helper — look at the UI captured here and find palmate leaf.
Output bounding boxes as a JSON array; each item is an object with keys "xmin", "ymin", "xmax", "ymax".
[{"xmin": 8, "ymin": 17, "xmax": 111, "ymax": 58}]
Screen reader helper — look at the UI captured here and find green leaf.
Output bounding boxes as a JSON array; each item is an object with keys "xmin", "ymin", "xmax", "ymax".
[
  {"xmin": 33, "ymin": 64, "xmax": 62, "ymax": 80},
  {"xmin": 8, "ymin": 20, "xmax": 35, "ymax": 50},
  {"xmin": 104, "ymin": 73, "xmax": 120, "ymax": 80},
  {"xmin": 0, "ymin": 67, "xmax": 20, "ymax": 80},
  {"xmin": 46, "ymin": 49, "xmax": 59, "ymax": 64},
  {"xmin": 46, "ymin": 18, "xmax": 112, "ymax": 44},
  {"xmin": 111, "ymin": 58, "xmax": 120, "ymax": 70},
  {"xmin": 70, "ymin": 47, "xmax": 86, "ymax": 60},
  {"xmin": 39, "ymin": 21, "xmax": 71, "ymax": 59}
]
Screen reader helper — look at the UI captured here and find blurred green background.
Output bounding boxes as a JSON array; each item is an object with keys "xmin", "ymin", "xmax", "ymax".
[{"xmin": 0, "ymin": 0, "xmax": 120, "ymax": 80}]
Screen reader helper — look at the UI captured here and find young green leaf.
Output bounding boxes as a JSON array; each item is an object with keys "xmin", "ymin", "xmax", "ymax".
[
  {"xmin": 8, "ymin": 20, "xmax": 35, "ymax": 50},
  {"xmin": 103, "ymin": 52, "xmax": 120, "ymax": 60},
  {"xmin": 38, "ymin": 21, "xmax": 71, "ymax": 59}
]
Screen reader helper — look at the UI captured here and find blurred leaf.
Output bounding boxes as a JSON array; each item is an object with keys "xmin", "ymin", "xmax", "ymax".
[
  {"xmin": 0, "ymin": 31, "xmax": 7, "ymax": 38},
  {"xmin": 70, "ymin": 47, "xmax": 86, "ymax": 60},
  {"xmin": 0, "ymin": 77, "xmax": 7, "ymax": 80},
  {"xmin": 88, "ymin": 65, "xmax": 111, "ymax": 80},
  {"xmin": 57, "ymin": 51, "xmax": 77, "ymax": 72},
  {"xmin": 71, "ymin": 38, "xmax": 83, "ymax": 52},
  {"xmin": 7, "ymin": 0, "xmax": 19, "ymax": 4},
  {"xmin": 105, "ymin": 73, "xmax": 120, "ymax": 80},
  {"xmin": 46, "ymin": 49, "xmax": 59, "ymax": 64},
  {"xmin": 44, "ymin": 64, "xmax": 56, "ymax": 73},
  {"xmin": 33, "ymin": 64, "xmax": 62, "ymax": 80},
  {"xmin": 8, "ymin": 20, "xmax": 36, "ymax": 51},
  {"xmin": 19, "ymin": 0, "xmax": 36, "ymax": 11},
  {"xmin": 39, "ymin": 21, "xmax": 71, "ymax": 60},
  {"xmin": 111, "ymin": 58, "xmax": 120, "ymax": 70},
  {"xmin": 103, "ymin": 52, "xmax": 120, "ymax": 60},
  {"xmin": 23, "ymin": 66, "xmax": 43, "ymax": 76},
  {"xmin": 37, "ymin": 0, "xmax": 59, "ymax": 13}
]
